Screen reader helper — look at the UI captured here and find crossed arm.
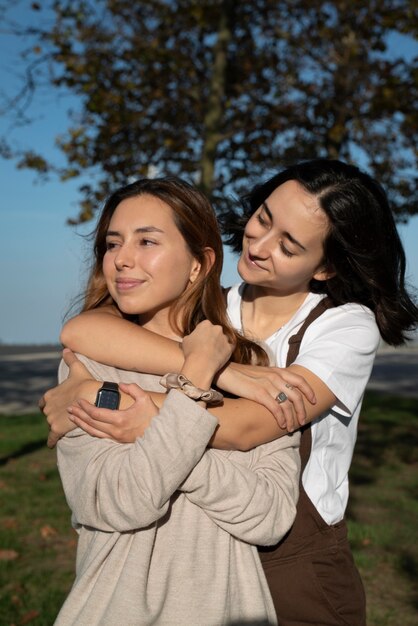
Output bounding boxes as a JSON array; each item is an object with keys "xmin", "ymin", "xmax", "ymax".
[
  {"xmin": 42, "ymin": 306, "xmax": 336, "ymax": 449},
  {"xmin": 56, "ymin": 325, "xmax": 300, "ymax": 545},
  {"xmin": 58, "ymin": 389, "xmax": 300, "ymax": 544}
]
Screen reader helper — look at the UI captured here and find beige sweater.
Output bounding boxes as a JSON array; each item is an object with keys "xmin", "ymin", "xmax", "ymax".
[{"xmin": 55, "ymin": 356, "xmax": 300, "ymax": 626}]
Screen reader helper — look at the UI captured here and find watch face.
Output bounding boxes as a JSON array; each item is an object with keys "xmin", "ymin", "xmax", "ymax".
[{"xmin": 95, "ymin": 388, "xmax": 120, "ymax": 410}]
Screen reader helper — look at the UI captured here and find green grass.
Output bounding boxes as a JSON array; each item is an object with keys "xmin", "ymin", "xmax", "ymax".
[
  {"xmin": 347, "ymin": 392, "xmax": 418, "ymax": 626},
  {"xmin": 0, "ymin": 414, "xmax": 76, "ymax": 625},
  {"xmin": 0, "ymin": 394, "xmax": 417, "ymax": 625}
]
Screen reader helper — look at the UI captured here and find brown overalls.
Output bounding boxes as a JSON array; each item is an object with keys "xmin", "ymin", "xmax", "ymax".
[{"xmin": 259, "ymin": 298, "xmax": 366, "ymax": 626}]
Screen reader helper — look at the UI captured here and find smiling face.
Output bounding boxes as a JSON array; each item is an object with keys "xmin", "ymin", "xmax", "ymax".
[
  {"xmin": 237, "ymin": 179, "xmax": 333, "ymax": 296},
  {"xmin": 102, "ymin": 193, "xmax": 201, "ymax": 337}
]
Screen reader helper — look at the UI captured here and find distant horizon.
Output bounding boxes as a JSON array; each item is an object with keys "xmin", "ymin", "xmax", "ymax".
[{"xmin": 2, "ymin": 335, "xmax": 418, "ymax": 351}]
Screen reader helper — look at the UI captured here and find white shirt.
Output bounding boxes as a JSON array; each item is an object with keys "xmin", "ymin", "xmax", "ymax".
[{"xmin": 227, "ymin": 284, "xmax": 380, "ymax": 524}]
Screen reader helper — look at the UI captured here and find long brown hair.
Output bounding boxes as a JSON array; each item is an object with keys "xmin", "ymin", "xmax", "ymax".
[{"xmin": 83, "ymin": 176, "xmax": 268, "ymax": 365}]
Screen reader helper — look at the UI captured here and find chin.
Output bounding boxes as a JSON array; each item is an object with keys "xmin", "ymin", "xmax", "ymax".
[
  {"xmin": 237, "ymin": 258, "xmax": 247, "ymax": 280},
  {"xmin": 237, "ymin": 268, "xmax": 246, "ymax": 282},
  {"xmin": 113, "ymin": 300, "xmax": 140, "ymax": 316}
]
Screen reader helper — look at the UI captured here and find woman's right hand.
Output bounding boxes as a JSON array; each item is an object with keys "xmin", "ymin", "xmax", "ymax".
[
  {"xmin": 39, "ymin": 349, "xmax": 97, "ymax": 448},
  {"xmin": 181, "ymin": 321, "xmax": 235, "ymax": 390},
  {"xmin": 216, "ymin": 361, "xmax": 317, "ymax": 432},
  {"xmin": 66, "ymin": 382, "xmax": 159, "ymax": 443}
]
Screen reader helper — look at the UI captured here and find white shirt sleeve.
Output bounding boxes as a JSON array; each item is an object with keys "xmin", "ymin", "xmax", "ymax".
[{"xmin": 293, "ymin": 303, "xmax": 380, "ymax": 416}]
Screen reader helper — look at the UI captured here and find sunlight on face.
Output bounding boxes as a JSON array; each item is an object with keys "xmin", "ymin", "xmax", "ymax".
[
  {"xmin": 103, "ymin": 194, "xmax": 201, "ymax": 337},
  {"xmin": 238, "ymin": 180, "xmax": 331, "ymax": 296}
]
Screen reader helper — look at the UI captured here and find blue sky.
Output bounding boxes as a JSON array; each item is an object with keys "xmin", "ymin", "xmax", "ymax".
[
  {"xmin": 0, "ymin": 15, "xmax": 417, "ymax": 344},
  {"xmin": 1, "ymin": 134, "xmax": 416, "ymax": 345}
]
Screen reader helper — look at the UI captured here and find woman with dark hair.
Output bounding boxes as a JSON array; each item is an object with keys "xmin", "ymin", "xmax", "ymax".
[
  {"xmin": 49, "ymin": 176, "xmax": 301, "ymax": 625},
  {"xmin": 42, "ymin": 159, "xmax": 417, "ymax": 625}
]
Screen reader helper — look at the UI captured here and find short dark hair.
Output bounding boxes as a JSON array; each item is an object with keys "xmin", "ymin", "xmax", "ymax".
[{"xmin": 221, "ymin": 159, "xmax": 418, "ymax": 346}]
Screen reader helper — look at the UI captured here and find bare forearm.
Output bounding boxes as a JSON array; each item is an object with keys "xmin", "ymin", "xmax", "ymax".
[
  {"xmin": 70, "ymin": 378, "xmax": 334, "ymax": 453},
  {"xmin": 209, "ymin": 398, "xmax": 285, "ymax": 450},
  {"xmin": 61, "ymin": 309, "xmax": 184, "ymax": 374},
  {"xmin": 210, "ymin": 364, "xmax": 336, "ymax": 450},
  {"xmin": 141, "ymin": 391, "xmax": 283, "ymax": 451}
]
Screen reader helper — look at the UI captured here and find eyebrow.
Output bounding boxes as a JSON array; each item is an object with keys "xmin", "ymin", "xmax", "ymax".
[
  {"xmin": 263, "ymin": 201, "xmax": 307, "ymax": 251},
  {"xmin": 106, "ymin": 226, "xmax": 165, "ymax": 236}
]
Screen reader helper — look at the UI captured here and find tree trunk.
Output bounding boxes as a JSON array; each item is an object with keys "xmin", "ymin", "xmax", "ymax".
[{"xmin": 199, "ymin": 1, "xmax": 233, "ymax": 198}]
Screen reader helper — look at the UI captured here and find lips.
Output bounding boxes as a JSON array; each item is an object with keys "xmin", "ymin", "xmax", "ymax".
[
  {"xmin": 115, "ymin": 278, "xmax": 145, "ymax": 291},
  {"xmin": 243, "ymin": 250, "xmax": 266, "ymax": 271}
]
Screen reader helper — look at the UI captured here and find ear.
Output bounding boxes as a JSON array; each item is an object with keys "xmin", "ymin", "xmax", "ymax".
[
  {"xmin": 313, "ymin": 263, "xmax": 336, "ymax": 282},
  {"xmin": 189, "ymin": 247, "xmax": 216, "ymax": 283}
]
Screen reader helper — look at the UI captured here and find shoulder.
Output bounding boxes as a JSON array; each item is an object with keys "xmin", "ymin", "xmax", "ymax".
[
  {"xmin": 221, "ymin": 286, "xmax": 231, "ymax": 305},
  {"xmin": 311, "ymin": 302, "xmax": 380, "ymax": 345},
  {"xmin": 225, "ymin": 283, "xmax": 245, "ymax": 308},
  {"xmin": 295, "ymin": 303, "xmax": 380, "ymax": 414},
  {"xmin": 297, "ymin": 300, "xmax": 381, "ymax": 369}
]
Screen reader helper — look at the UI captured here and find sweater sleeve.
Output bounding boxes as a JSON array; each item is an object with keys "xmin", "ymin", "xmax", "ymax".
[
  {"xmin": 57, "ymin": 390, "xmax": 218, "ymax": 532},
  {"xmin": 179, "ymin": 432, "xmax": 301, "ymax": 546}
]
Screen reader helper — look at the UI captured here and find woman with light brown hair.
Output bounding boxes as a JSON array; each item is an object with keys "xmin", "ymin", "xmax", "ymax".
[{"xmin": 49, "ymin": 176, "xmax": 300, "ymax": 625}]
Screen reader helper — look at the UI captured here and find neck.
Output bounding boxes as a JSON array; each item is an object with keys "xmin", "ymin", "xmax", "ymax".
[
  {"xmin": 241, "ymin": 284, "xmax": 309, "ymax": 340},
  {"xmin": 138, "ymin": 308, "xmax": 182, "ymax": 341}
]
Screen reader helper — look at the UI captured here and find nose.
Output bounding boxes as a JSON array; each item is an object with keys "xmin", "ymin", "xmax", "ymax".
[
  {"xmin": 114, "ymin": 244, "xmax": 135, "ymax": 270},
  {"xmin": 248, "ymin": 231, "xmax": 272, "ymax": 259}
]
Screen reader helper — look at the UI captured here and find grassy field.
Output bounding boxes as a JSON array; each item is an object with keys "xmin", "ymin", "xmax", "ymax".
[{"xmin": 0, "ymin": 392, "xmax": 417, "ymax": 625}]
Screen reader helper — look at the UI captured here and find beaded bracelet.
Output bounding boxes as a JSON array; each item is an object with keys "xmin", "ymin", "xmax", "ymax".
[{"xmin": 160, "ymin": 373, "xmax": 224, "ymax": 405}]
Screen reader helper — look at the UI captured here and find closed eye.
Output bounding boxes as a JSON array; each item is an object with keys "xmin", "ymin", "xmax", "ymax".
[
  {"xmin": 280, "ymin": 242, "xmax": 295, "ymax": 258},
  {"xmin": 257, "ymin": 212, "xmax": 269, "ymax": 227}
]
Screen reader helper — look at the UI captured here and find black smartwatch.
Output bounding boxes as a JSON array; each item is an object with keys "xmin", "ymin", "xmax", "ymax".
[{"xmin": 95, "ymin": 382, "xmax": 120, "ymax": 410}]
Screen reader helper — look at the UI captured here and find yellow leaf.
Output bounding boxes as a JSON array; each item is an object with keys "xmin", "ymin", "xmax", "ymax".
[
  {"xmin": 40, "ymin": 524, "xmax": 57, "ymax": 539},
  {"xmin": 0, "ymin": 549, "xmax": 19, "ymax": 560}
]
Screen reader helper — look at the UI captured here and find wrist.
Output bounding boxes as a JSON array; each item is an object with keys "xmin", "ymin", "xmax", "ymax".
[
  {"xmin": 79, "ymin": 379, "xmax": 101, "ymax": 404},
  {"xmin": 160, "ymin": 373, "xmax": 223, "ymax": 406},
  {"xmin": 181, "ymin": 356, "xmax": 216, "ymax": 390},
  {"xmin": 215, "ymin": 362, "xmax": 233, "ymax": 386}
]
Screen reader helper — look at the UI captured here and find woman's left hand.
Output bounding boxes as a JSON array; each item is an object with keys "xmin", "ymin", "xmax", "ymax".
[
  {"xmin": 216, "ymin": 361, "xmax": 316, "ymax": 432},
  {"xmin": 67, "ymin": 382, "xmax": 159, "ymax": 443}
]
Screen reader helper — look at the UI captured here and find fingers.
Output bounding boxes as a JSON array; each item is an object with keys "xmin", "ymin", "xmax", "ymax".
[
  {"xmin": 68, "ymin": 409, "xmax": 114, "ymax": 440},
  {"xmin": 250, "ymin": 386, "xmax": 291, "ymax": 432},
  {"xmin": 279, "ymin": 384, "xmax": 307, "ymax": 427},
  {"xmin": 67, "ymin": 395, "xmax": 146, "ymax": 443},
  {"xmin": 62, "ymin": 348, "xmax": 79, "ymax": 366},
  {"xmin": 68, "ymin": 401, "xmax": 117, "ymax": 438},
  {"xmin": 66, "ymin": 385, "xmax": 158, "ymax": 443},
  {"xmin": 47, "ymin": 432, "xmax": 60, "ymax": 449},
  {"xmin": 38, "ymin": 395, "xmax": 46, "ymax": 412},
  {"xmin": 119, "ymin": 382, "xmax": 149, "ymax": 402},
  {"xmin": 279, "ymin": 371, "xmax": 316, "ymax": 404},
  {"xmin": 254, "ymin": 384, "xmax": 305, "ymax": 432},
  {"xmin": 274, "ymin": 391, "xmax": 300, "ymax": 432},
  {"xmin": 260, "ymin": 394, "xmax": 291, "ymax": 431},
  {"xmin": 70, "ymin": 398, "xmax": 117, "ymax": 424}
]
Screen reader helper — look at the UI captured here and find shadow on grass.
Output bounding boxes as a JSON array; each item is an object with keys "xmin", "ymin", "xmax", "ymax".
[
  {"xmin": 398, "ymin": 551, "xmax": 418, "ymax": 611},
  {"xmin": 0, "ymin": 413, "xmax": 48, "ymax": 466},
  {"xmin": 0, "ymin": 439, "xmax": 47, "ymax": 466},
  {"xmin": 349, "ymin": 392, "xmax": 418, "ymax": 488}
]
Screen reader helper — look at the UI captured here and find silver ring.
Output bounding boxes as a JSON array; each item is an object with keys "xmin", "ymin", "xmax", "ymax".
[
  {"xmin": 276, "ymin": 391, "xmax": 288, "ymax": 404},
  {"xmin": 285, "ymin": 383, "xmax": 294, "ymax": 390}
]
